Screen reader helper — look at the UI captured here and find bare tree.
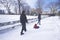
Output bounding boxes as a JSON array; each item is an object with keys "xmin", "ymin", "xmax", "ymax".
[
  {"xmin": 57, "ymin": 0, "xmax": 60, "ymax": 18},
  {"xmin": 55, "ymin": 0, "xmax": 60, "ymax": 11},
  {"xmin": 17, "ymin": 0, "xmax": 30, "ymax": 14},
  {"xmin": 0, "ymin": 0, "xmax": 13, "ymax": 14},
  {"xmin": 46, "ymin": 2, "xmax": 58, "ymax": 15},
  {"xmin": 12, "ymin": 0, "xmax": 18, "ymax": 14},
  {"xmin": 17, "ymin": 0, "xmax": 22, "ymax": 14},
  {"xmin": 36, "ymin": 0, "xmax": 44, "ymax": 14},
  {"xmin": 0, "ymin": 0, "xmax": 28, "ymax": 15}
]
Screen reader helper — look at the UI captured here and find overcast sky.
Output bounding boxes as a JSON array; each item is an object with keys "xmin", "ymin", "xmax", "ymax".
[{"xmin": 26, "ymin": 0, "xmax": 37, "ymax": 8}]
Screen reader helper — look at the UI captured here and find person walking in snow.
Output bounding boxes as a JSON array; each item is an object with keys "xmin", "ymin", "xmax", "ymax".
[
  {"xmin": 38, "ymin": 13, "xmax": 41, "ymax": 25},
  {"xmin": 20, "ymin": 10, "xmax": 28, "ymax": 35}
]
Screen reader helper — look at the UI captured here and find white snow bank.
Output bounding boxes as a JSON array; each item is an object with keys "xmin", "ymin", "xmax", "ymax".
[{"xmin": 0, "ymin": 15, "xmax": 37, "ymax": 23}]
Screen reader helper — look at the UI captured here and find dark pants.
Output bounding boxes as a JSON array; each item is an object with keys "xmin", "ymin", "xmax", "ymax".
[
  {"xmin": 38, "ymin": 19, "xmax": 40, "ymax": 24},
  {"xmin": 21, "ymin": 23, "xmax": 26, "ymax": 33}
]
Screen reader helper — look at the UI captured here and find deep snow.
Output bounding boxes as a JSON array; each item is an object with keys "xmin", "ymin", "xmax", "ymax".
[{"xmin": 0, "ymin": 16, "xmax": 60, "ymax": 40}]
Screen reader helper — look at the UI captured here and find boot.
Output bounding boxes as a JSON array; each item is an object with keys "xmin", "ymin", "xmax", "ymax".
[
  {"xmin": 24, "ymin": 29, "xmax": 27, "ymax": 32},
  {"xmin": 21, "ymin": 32, "xmax": 24, "ymax": 35}
]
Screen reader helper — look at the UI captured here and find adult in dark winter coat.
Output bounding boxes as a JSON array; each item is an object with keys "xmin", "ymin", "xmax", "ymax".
[
  {"xmin": 38, "ymin": 13, "xmax": 41, "ymax": 25},
  {"xmin": 20, "ymin": 11, "xmax": 28, "ymax": 35}
]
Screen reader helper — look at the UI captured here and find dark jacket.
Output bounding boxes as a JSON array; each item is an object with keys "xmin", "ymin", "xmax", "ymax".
[
  {"xmin": 38, "ymin": 14, "xmax": 41, "ymax": 20},
  {"xmin": 20, "ymin": 13, "xmax": 27, "ymax": 23}
]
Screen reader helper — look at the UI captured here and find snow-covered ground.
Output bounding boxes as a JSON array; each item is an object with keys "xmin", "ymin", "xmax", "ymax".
[
  {"xmin": 0, "ymin": 15, "xmax": 38, "ymax": 23},
  {"xmin": 0, "ymin": 16, "xmax": 60, "ymax": 40},
  {"xmin": 0, "ymin": 15, "xmax": 48, "ymax": 23},
  {"xmin": 0, "ymin": 15, "xmax": 37, "ymax": 30},
  {"xmin": 0, "ymin": 15, "xmax": 48, "ymax": 30}
]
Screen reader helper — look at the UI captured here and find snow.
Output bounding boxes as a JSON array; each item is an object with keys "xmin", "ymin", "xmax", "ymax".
[
  {"xmin": 0, "ymin": 16, "xmax": 60, "ymax": 40},
  {"xmin": 0, "ymin": 15, "xmax": 37, "ymax": 30},
  {"xmin": 0, "ymin": 15, "xmax": 48, "ymax": 23},
  {"xmin": 0, "ymin": 15, "xmax": 37, "ymax": 23},
  {"xmin": 0, "ymin": 23, "xmax": 20, "ymax": 30}
]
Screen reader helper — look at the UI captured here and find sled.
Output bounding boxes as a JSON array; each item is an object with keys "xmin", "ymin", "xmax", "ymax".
[{"xmin": 34, "ymin": 24, "xmax": 39, "ymax": 29}]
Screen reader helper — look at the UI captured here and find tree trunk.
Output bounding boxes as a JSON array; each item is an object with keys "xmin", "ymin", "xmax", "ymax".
[{"xmin": 18, "ymin": 0, "xmax": 21, "ymax": 14}]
